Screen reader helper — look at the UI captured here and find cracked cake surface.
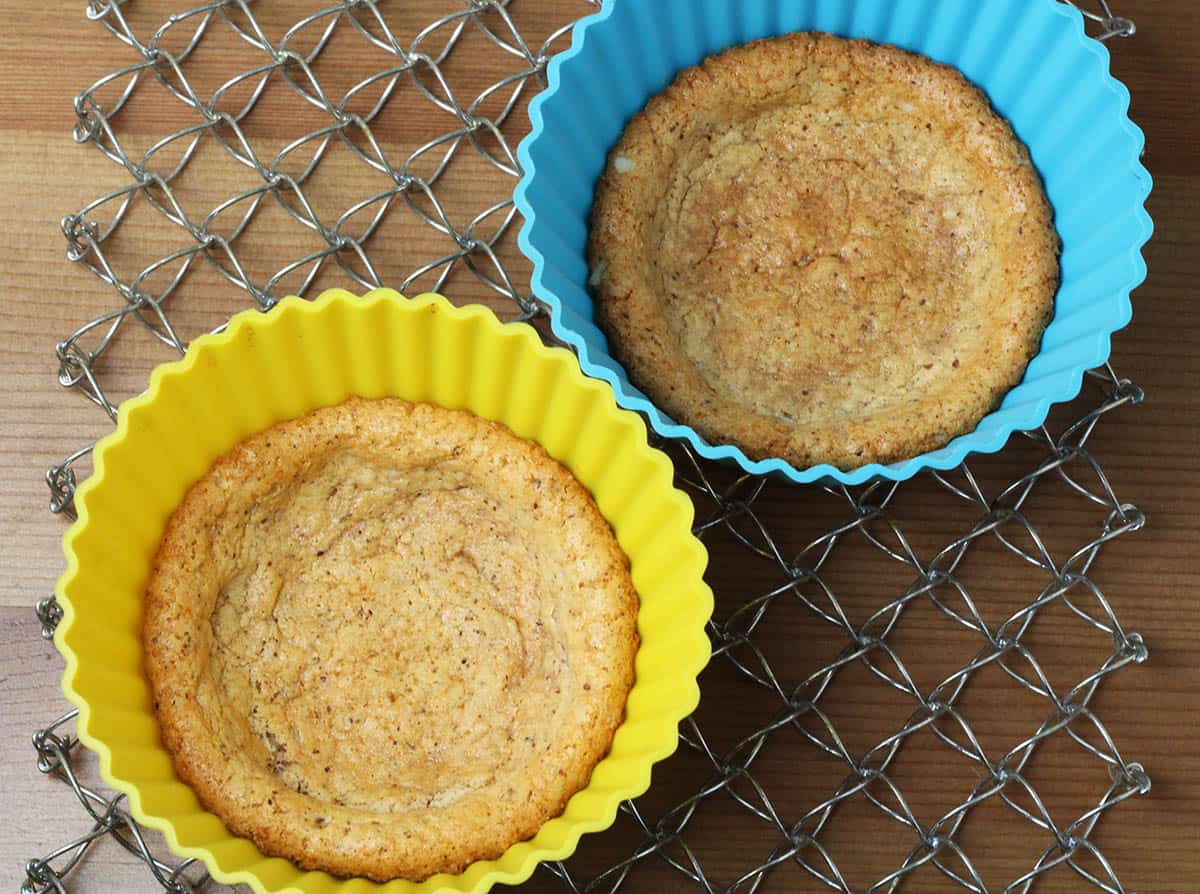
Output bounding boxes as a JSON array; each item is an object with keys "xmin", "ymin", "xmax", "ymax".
[
  {"xmin": 143, "ymin": 397, "xmax": 638, "ymax": 882},
  {"xmin": 589, "ymin": 32, "xmax": 1059, "ymax": 469}
]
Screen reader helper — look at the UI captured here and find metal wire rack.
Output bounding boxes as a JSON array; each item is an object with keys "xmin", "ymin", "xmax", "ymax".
[{"xmin": 24, "ymin": 1, "xmax": 1149, "ymax": 892}]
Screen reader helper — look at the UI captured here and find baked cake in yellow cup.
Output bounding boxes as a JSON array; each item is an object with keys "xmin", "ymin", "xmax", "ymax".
[{"xmin": 54, "ymin": 288, "xmax": 713, "ymax": 894}]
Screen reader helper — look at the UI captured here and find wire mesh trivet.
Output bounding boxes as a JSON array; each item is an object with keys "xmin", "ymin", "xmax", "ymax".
[{"xmin": 25, "ymin": 1, "xmax": 1150, "ymax": 892}]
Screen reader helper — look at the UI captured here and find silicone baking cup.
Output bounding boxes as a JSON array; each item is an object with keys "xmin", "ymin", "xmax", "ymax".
[
  {"xmin": 54, "ymin": 289, "xmax": 713, "ymax": 894},
  {"xmin": 515, "ymin": 0, "xmax": 1153, "ymax": 485}
]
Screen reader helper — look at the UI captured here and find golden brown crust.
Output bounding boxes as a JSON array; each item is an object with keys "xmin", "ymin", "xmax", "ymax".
[
  {"xmin": 589, "ymin": 32, "xmax": 1060, "ymax": 469},
  {"xmin": 143, "ymin": 398, "xmax": 638, "ymax": 882}
]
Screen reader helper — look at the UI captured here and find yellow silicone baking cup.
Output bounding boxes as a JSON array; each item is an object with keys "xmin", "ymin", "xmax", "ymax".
[{"xmin": 54, "ymin": 288, "xmax": 713, "ymax": 894}]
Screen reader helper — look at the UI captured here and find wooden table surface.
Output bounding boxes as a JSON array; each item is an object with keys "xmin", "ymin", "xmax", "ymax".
[{"xmin": 1, "ymin": 2, "xmax": 1197, "ymax": 892}]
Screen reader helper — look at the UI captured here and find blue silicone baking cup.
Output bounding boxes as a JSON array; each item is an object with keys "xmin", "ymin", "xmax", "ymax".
[{"xmin": 514, "ymin": 0, "xmax": 1152, "ymax": 486}]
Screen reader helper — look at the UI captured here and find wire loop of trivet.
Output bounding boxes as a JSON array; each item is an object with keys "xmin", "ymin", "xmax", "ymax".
[{"xmin": 28, "ymin": 2, "xmax": 1150, "ymax": 892}]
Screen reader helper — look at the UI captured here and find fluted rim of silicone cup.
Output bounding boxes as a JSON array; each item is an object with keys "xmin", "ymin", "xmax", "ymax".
[
  {"xmin": 55, "ymin": 288, "xmax": 713, "ymax": 894},
  {"xmin": 514, "ymin": 0, "xmax": 1153, "ymax": 485}
]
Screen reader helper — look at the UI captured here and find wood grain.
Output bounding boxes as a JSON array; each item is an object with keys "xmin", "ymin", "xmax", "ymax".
[{"xmin": 1, "ymin": 2, "xmax": 1197, "ymax": 892}]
